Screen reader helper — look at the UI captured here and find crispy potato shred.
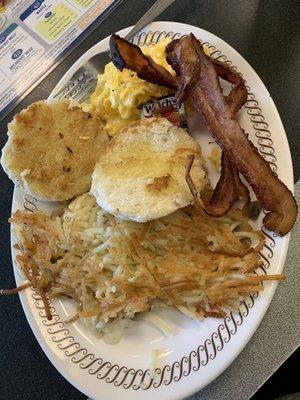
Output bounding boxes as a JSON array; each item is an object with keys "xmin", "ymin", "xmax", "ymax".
[{"xmin": 4, "ymin": 193, "xmax": 283, "ymax": 328}]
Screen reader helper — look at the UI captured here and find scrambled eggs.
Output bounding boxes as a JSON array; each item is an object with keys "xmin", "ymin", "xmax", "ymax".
[{"xmin": 89, "ymin": 39, "xmax": 174, "ymax": 136}]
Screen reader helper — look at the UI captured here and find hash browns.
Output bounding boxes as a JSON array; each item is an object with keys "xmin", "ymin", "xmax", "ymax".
[{"xmin": 8, "ymin": 193, "xmax": 283, "ymax": 329}]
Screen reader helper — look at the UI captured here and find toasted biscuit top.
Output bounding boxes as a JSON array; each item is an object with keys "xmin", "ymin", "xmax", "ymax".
[
  {"xmin": 91, "ymin": 118, "xmax": 206, "ymax": 222},
  {"xmin": 1, "ymin": 100, "xmax": 108, "ymax": 201}
]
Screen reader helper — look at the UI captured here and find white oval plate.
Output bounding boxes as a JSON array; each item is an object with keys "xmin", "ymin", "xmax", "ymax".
[{"xmin": 11, "ymin": 21, "xmax": 294, "ymax": 400}]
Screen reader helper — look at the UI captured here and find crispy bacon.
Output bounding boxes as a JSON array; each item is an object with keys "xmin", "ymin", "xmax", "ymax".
[
  {"xmin": 176, "ymin": 34, "xmax": 297, "ymax": 235},
  {"xmin": 109, "ymin": 34, "xmax": 178, "ymax": 89},
  {"xmin": 167, "ymin": 35, "xmax": 249, "ymax": 216},
  {"xmin": 211, "ymin": 58, "xmax": 248, "ymax": 115},
  {"xmin": 207, "ymin": 59, "xmax": 249, "ymax": 206},
  {"xmin": 186, "ymin": 153, "xmax": 250, "ymax": 218},
  {"xmin": 167, "ymin": 36, "xmax": 201, "ymax": 103},
  {"xmin": 166, "ymin": 38, "xmax": 248, "ymax": 114},
  {"xmin": 210, "ymin": 156, "xmax": 236, "ymax": 215}
]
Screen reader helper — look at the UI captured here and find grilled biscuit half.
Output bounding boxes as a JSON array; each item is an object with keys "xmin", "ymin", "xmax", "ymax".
[
  {"xmin": 1, "ymin": 100, "xmax": 108, "ymax": 201},
  {"xmin": 91, "ymin": 117, "xmax": 206, "ymax": 222}
]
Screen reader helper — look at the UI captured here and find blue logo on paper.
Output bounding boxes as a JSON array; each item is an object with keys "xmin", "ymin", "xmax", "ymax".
[
  {"xmin": 20, "ymin": 0, "xmax": 45, "ymax": 21},
  {"xmin": 0, "ymin": 34, "xmax": 6, "ymax": 44},
  {"xmin": 12, "ymin": 49, "xmax": 23, "ymax": 59},
  {"xmin": 32, "ymin": 1, "xmax": 42, "ymax": 11},
  {"xmin": 45, "ymin": 11, "xmax": 52, "ymax": 18}
]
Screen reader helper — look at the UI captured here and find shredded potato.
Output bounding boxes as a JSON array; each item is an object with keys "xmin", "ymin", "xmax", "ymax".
[{"xmin": 10, "ymin": 193, "xmax": 283, "ymax": 333}]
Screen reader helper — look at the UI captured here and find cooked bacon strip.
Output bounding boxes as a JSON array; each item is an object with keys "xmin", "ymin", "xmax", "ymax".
[
  {"xmin": 180, "ymin": 34, "xmax": 297, "ymax": 235},
  {"xmin": 169, "ymin": 35, "xmax": 248, "ymax": 215},
  {"xmin": 166, "ymin": 39, "xmax": 180, "ymax": 55},
  {"xmin": 167, "ymin": 37, "xmax": 250, "ymax": 210},
  {"xmin": 204, "ymin": 153, "xmax": 237, "ymax": 217},
  {"xmin": 109, "ymin": 34, "xmax": 178, "ymax": 89},
  {"xmin": 209, "ymin": 154, "xmax": 237, "ymax": 215},
  {"xmin": 211, "ymin": 58, "xmax": 248, "ymax": 115},
  {"xmin": 165, "ymin": 39, "xmax": 180, "ymax": 76},
  {"xmin": 186, "ymin": 153, "xmax": 251, "ymax": 218},
  {"xmin": 186, "ymin": 154, "xmax": 237, "ymax": 216},
  {"xmin": 166, "ymin": 38, "xmax": 248, "ymax": 114},
  {"xmin": 201, "ymin": 59, "xmax": 250, "ymax": 205},
  {"xmin": 214, "ymin": 62, "xmax": 250, "ymax": 204},
  {"xmin": 167, "ymin": 35, "xmax": 201, "ymax": 103}
]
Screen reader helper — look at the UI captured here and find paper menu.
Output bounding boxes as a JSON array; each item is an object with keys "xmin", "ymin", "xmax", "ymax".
[
  {"xmin": 20, "ymin": 0, "xmax": 80, "ymax": 43},
  {"xmin": 0, "ymin": 0, "xmax": 122, "ymax": 119}
]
